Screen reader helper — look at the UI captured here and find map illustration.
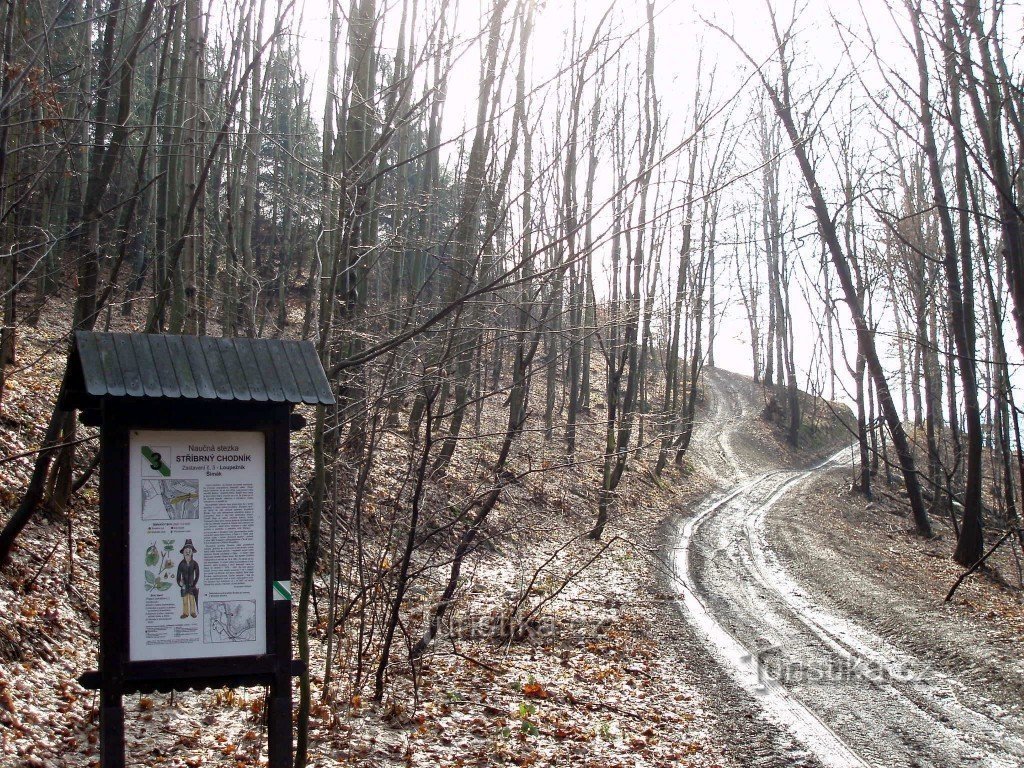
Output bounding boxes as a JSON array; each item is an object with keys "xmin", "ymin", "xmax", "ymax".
[
  {"xmin": 142, "ymin": 479, "xmax": 200, "ymax": 520},
  {"xmin": 203, "ymin": 600, "xmax": 257, "ymax": 643}
]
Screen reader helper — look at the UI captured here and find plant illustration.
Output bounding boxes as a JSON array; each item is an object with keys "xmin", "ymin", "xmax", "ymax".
[
  {"xmin": 143, "ymin": 540, "xmax": 177, "ymax": 592},
  {"xmin": 161, "ymin": 539, "xmax": 176, "ymax": 570}
]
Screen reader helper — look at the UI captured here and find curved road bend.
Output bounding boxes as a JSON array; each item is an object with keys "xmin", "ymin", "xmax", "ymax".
[{"xmin": 673, "ymin": 370, "xmax": 1024, "ymax": 768}]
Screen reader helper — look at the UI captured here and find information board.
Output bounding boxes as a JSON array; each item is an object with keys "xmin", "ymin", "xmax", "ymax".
[{"xmin": 128, "ymin": 430, "xmax": 267, "ymax": 662}]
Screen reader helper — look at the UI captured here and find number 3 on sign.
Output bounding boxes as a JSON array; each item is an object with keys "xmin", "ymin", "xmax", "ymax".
[{"xmin": 141, "ymin": 446, "xmax": 170, "ymax": 476}]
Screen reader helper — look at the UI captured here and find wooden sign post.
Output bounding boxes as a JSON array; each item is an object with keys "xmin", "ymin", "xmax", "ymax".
[{"xmin": 59, "ymin": 332, "xmax": 335, "ymax": 768}]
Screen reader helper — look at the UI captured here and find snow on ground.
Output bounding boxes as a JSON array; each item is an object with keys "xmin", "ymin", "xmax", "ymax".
[
  {"xmin": 0, "ymin": 312, "xmax": 733, "ymax": 768},
  {"xmin": 4, "ymin": 310, "xmax": 1020, "ymax": 768}
]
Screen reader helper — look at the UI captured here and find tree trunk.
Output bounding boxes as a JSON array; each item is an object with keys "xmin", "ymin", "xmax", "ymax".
[{"xmin": 724, "ymin": 18, "xmax": 933, "ymax": 536}]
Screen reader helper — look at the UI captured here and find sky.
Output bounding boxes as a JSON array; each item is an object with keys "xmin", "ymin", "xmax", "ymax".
[{"xmin": 281, "ymin": 0, "xmax": 1024, "ymax": 412}]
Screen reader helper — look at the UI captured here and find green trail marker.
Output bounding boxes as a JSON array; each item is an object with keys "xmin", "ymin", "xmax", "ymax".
[
  {"xmin": 272, "ymin": 580, "xmax": 291, "ymax": 601},
  {"xmin": 141, "ymin": 446, "xmax": 170, "ymax": 476}
]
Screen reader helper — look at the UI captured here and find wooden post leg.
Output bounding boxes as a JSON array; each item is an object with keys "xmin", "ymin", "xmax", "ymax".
[
  {"xmin": 267, "ymin": 676, "xmax": 292, "ymax": 768},
  {"xmin": 99, "ymin": 686, "xmax": 125, "ymax": 768}
]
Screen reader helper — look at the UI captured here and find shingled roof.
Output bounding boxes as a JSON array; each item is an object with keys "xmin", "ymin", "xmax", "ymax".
[{"xmin": 60, "ymin": 332, "xmax": 335, "ymax": 409}]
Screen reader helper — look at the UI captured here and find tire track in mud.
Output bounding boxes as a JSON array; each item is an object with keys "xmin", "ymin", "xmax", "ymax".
[
  {"xmin": 673, "ymin": 464, "xmax": 870, "ymax": 768},
  {"xmin": 673, "ymin": 372, "xmax": 1024, "ymax": 768}
]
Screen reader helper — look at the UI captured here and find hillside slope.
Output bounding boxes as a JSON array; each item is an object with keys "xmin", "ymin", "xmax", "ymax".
[{"xmin": 0, "ymin": 321, "xmax": 852, "ymax": 768}]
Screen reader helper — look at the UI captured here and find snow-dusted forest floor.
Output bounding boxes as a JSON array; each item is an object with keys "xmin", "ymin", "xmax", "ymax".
[
  {"xmin": 0, "ymin": 312, "xmax": 744, "ymax": 768},
  {"xmin": 2, "ymin": 313, "xmax": 1022, "ymax": 768}
]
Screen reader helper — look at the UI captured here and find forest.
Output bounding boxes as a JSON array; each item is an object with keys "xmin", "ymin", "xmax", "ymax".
[{"xmin": 1, "ymin": 0, "xmax": 1024, "ymax": 766}]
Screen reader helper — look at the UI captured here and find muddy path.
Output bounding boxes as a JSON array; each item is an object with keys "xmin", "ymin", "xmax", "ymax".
[{"xmin": 671, "ymin": 369, "xmax": 1024, "ymax": 768}]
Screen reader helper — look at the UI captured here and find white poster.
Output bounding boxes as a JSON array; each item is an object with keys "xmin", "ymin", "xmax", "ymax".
[{"xmin": 128, "ymin": 430, "xmax": 267, "ymax": 662}]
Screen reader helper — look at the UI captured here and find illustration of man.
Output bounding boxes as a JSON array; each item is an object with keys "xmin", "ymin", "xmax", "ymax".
[{"xmin": 176, "ymin": 539, "xmax": 199, "ymax": 618}]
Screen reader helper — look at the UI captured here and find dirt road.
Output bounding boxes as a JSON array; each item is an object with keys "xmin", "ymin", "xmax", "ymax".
[{"xmin": 672, "ymin": 369, "xmax": 1024, "ymax": 768}]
